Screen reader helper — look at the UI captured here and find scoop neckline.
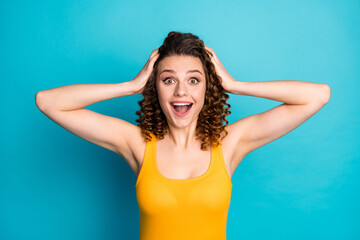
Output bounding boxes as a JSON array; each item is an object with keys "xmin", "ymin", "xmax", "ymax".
[{"xmin": 153, "ymin": 134, "xmax": 213, "ymax": 182}]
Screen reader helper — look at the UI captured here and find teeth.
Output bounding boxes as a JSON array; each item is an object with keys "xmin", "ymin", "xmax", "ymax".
[{"xmin": 172, "ymin": 103, "xmax": 191, "ymax": 106}]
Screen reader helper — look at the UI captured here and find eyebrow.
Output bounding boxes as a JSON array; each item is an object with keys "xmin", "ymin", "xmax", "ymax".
[{"xmin": 160, "ymin": 69, "xmax": 203, "ymax": 76}]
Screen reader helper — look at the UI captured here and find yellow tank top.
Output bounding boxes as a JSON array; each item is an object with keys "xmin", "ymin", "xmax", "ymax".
[{"xmin": 135, "ymin": 133, "xmax": 233, "ymax": 240}]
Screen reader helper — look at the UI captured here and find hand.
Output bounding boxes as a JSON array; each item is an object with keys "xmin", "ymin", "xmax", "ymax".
[
  {"xmin": 205, "ymin": 45, "xmax": 237, "ymax": 93},
  {"xmin": 130, "ymin": 48, "xmax": 160, "ymax": 94}
]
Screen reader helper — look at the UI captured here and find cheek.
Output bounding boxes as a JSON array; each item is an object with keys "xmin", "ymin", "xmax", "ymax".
[
  {"xmin": 195, "ymin": 87, "xmax": 206, "ymax": 101},
  {"xmin": 157, "ymin": 88, "xmax": 168, "ymax": 101},
  {"xmin": 156, "ymin": 84, "xmax": 165, "ymax": 99},
  {"xmin": 157, "ymin": 88, "xmax": 171, "ymax": 111}
]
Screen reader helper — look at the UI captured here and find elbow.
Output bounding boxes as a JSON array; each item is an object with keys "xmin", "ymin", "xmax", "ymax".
[
  {"xmin": 35, "ymin": 91, "xmax": 48, "ymax": 111},
  {"xmin": 321, "ymin": 84, "xmax": 331, "ymax": 104}
]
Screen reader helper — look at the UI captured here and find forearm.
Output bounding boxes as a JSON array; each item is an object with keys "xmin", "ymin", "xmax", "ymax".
[
  {"xmin": 228, "ymin": 80, "xmax": 330, "ymax": 105},
  {"xmin": 36, "ymin": 81, "xmax": 138, "ymax": 111}
]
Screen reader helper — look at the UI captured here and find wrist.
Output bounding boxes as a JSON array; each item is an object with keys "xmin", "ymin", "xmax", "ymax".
[
  {"xmin": 114, "ymin": 81, "xmax": 140, "ymax": 96},
  {"xmin": 227, "ymin": 79, "xmax": 246, "ymax": 95},
  {"xmin": 125, "ymin": 80, "xmax": 143, "ymax": 95}
]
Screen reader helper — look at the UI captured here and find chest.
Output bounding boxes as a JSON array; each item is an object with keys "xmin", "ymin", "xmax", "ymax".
[
  {"xmin": 155, "ymin": 140, "xmax": 233, "ymax": 180},
  {"xmin": 156, "ymin": 147, "xmax": 210, "ymax": 180}
]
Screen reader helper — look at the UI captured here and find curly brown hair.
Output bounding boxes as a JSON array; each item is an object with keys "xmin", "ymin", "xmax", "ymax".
[{"xmin": 135, "ymin": 31, "xmax": 231, "ymax": 151}]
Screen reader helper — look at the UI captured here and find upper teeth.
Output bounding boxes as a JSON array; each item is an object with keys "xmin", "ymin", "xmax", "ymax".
[{"xmin": 172, "ymin": 103, "xmax": 191, "ymax": 106}]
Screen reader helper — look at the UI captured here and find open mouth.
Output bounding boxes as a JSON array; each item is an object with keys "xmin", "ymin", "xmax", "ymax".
[
  {"xmin": 172, "ymin": 103, "xmax": 193, "ymax": 113},
  {"xmin": 170, "ymin": 103, "xmax": 193, "ymax": 116}
]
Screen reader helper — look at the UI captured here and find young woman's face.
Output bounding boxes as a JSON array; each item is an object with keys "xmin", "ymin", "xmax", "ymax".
[{"xmin": 156, "ymin": 55, "xmax": 206, "ymax": 128}]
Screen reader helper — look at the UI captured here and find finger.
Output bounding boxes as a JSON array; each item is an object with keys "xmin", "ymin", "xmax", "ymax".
[
  {"xmin": 205, "ymin": 46, "xmax": 215, "ymax": 58},
  {"xmin": 151, "ymin": 51, "xmax": 160, "ymax": 61},
  {"xmin": 145, "ymin": 53, "xmax": 158, "ymax": 66},
  {"xmin": 149, "ymin": 52, "xmax": 160, "ymax": 66},
  {"xmin": 145, "ymin": 48, "xmax": 160, "ymax": 68},
  {"xmin": 205, "ymin": 45, "xmax": 213, "ymax": 51},
  {"xmin": 150, "ymin": 50, "xmax": 160, "ymax": 59},
  {"xmin": 149, "ymin": 48, "xmax": 159, "ymax": 57}
]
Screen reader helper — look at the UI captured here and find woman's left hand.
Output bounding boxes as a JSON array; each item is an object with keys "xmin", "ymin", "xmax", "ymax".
[{"xmin": 205, "ymin": 45, "xmax": 237, "ymax": 93}]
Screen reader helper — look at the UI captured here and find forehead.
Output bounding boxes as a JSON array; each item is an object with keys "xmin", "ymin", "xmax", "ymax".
[{"xmin": 158, "ymin": 55, "xmax": 204, "ymax": 75}]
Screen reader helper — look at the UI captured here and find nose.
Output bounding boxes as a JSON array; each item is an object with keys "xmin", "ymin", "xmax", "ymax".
[{"xmin": 174, "ymin": 80, "xmax": 188, "ymax": 97}]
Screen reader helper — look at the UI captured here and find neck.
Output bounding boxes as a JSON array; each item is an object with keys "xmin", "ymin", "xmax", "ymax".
[{"xmin": 165, "ymin": 120, "xmax": 199, "ymax": 150}]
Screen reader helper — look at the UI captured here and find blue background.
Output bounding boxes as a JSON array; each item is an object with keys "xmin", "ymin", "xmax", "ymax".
[{"xmin": 1, "ymin": 0, "xmax": 359, "ymax": 239}]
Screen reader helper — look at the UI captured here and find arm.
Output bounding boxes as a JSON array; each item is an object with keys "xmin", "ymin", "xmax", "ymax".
[
  {"xmin": 35, "ymin": 46, "xmax": 159, "ymax": 111},
  {"xmin": 205, "ymin": 46, "xmax": 331, "ymax": 172},
  {"xmin": 226, "ymin": 80, "xmax": 330, "ymax": 162},
  {"xmin": 227, "ymin": 80, "xmax": 330, "ymax": 105},
  {"xmin": 35, "ymin": 48, "xmax": 159, "ymax": 175},
  {"xmin": 35, "ymin": 82, "xmax": 141, "ymax": 174},
  {"xmin": 35, "ymin": 81, "xmax": 138, "ymax": 111}
]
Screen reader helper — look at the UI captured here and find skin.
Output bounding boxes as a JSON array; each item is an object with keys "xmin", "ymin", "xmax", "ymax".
[
  {"xmin": 35, "ymin": 45, "xmax": 330, "ymax": 181},
  {"xmin": 156, "ymin": 55, "xmax": 207, "ymax": 151}
]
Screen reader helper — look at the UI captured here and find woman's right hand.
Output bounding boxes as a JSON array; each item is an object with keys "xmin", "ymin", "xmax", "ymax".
[{"xmin": 130, "ymin": 48, "xmax": 160, "ymax": 94}]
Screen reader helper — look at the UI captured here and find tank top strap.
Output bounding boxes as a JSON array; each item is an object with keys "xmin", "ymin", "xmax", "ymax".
[
  {"xmin": 135, "ymin": 133, "xmax": 156, "ymax": 188},
  {"xmin": 213, "ymin": 138, "xmax": 233, "ymax": 187}
]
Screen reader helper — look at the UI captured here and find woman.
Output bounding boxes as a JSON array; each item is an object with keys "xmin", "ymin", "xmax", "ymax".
[{"xmin": 35, "ymin": 31, "xmax": 331, "ymax": 240}]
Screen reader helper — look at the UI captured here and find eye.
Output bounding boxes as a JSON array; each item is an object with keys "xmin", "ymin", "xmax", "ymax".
[
  {"xmin": 162, "ymin": 77, "xmax": 200, "ymax": 85},
  {"xmin": 189, "ymin": 78, "xmax": 199, "ymax": 84},
  {"xmin": 163, "ymin": 78, "xmax": 175, "ymax": 84}
]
